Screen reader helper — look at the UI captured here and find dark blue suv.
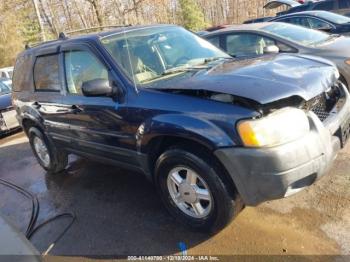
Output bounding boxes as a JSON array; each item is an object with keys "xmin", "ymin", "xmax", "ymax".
[{"xmin": 12, "ymin": 25, "xmax": 350, "ymax": 232}]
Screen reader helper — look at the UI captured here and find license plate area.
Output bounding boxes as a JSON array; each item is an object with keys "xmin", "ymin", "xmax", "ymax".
[{"xmin": 1, "ymin": 110, "xmax": 19, "ymax": 130}]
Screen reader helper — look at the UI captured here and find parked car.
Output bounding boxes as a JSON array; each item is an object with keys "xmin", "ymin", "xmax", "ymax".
[
  {"xmin": 202, "ymin": 22, "xmax": 350, "ymax": 87},
  {"xmin": 0, "ymin": 78, "xmax": 12, "ymax": 89},
  {"xmin": 265, "ymin": 0, "xmax": 350, "ymax": 17},
  {"xmin": 12, "ymin": 25, "xmax": 350, "ymax": 232},
  {"xmin": 0, "ymin": 81, "xmax": 19, "ymax": 135},
  {"xmin": 270, "ymin": 11, "xmax": 350, "ymax": 35},
  {"xmin": 0, "ymin": 67, "xmax": 13, "ymax": 79},
  {"xmin": 243, "ymin": 16, "xmax": 275, "ymax": 24}
]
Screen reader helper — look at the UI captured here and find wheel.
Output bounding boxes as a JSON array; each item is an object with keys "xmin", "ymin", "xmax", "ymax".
[
  {"xmin": 155, "ymin": 147, "xmax": 242, "ymax": 233},
  {"xmin": 28, "ymin": 127, "xmax": 68, "ymax": 174}
]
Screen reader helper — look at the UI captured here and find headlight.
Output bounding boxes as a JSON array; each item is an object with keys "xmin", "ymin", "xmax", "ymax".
[
  {"xmin": 345, "ymin": 59, "xmax": 350, "ymax": 66},
  {"xmin": 237, "ymin": 108, "xmax": 310, "ymax": 148}
]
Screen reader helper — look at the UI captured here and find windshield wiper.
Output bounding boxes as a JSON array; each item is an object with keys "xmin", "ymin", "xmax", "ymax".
[
  {"xmin": 162, "ymin": 65, "xmax": 209, "ymax": 76},
  {"xmin": 203, "ymin": 57, "xmax": 233, "ymax": 63}
]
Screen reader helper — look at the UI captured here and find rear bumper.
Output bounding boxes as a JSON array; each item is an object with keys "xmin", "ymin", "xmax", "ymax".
[
  {"xmin": 0, "ymin": 108, "xmax": 20, "ymax": 133},
  {"xmin": 215, "ymin": 85, "xmax": 350, "ymax": 206}
]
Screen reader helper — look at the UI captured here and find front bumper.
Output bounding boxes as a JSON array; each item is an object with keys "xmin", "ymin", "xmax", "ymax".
[{"xmin": 215, "ymin": 85, "xmax": 350, "ymax": 206}]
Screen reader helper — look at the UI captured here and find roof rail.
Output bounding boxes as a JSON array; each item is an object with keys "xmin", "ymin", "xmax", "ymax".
[
  {"xmin": 60, "ymin": 24, "xmax": 132, "ymax": 38},
  {"xmin": 24, "ymin": 24, "xmax": 131, "ymax": 50},
  {"xmin": 25, "ymin": 39, "xmax": 62, "ymax": 50}
]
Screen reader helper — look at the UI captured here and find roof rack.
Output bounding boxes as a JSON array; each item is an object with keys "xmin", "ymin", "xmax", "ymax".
[
  {"xmin": 60, "ymin": 24, "xmax": 132, "ymax": 38},
  {"xmin": 25, "ymin": 24, "xmax": 132, "ymax": 50}
]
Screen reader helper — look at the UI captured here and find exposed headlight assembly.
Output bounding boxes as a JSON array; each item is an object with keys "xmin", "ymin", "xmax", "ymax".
[{"xmin": 237, "ymin": 108, "xmax": 310, "ymax": 148}]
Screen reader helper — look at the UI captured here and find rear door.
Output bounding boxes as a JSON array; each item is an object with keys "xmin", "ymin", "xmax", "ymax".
[{"xmin": 32, "ymin": 53, "xmax": 65, "ymax": 136}]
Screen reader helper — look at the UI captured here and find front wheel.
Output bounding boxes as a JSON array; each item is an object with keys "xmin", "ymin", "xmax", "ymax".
[{"xmin": 155, "ymin": 148, "xmax": 242, "ymax": 233}]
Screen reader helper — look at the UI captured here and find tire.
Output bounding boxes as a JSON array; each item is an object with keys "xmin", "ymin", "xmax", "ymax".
[
  {"xmin": 28, "ymin": 127, "xmax": 68, "ymax": 174},
  {"xmin": 155, "ymin": 147, "xmax": 243, "ymax": 233}
]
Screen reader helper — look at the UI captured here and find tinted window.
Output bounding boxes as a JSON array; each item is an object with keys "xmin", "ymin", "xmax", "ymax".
[
  {"xmin": 314, "ymin": 11, "xmax": 350, "ymax": 24},
  {"xmin": 206, "ymin": 36, "xmax": 220, "ymax": 48},
  {"xmin": 262, "ymin": 23, "xmax": 330, "ymax": 46},
  {"xmin": 64, "ymin": 50, "xmax": 108, "ymax": 95},
  {"xmin": 307, "ymin": 17, "xmax": 332, "ymax": 29},
  {"xmin": 288, "ymin": 17, "xmax": 311, "ymax": 27},
  {"xmin": 34, "ymin": 55, "xmax": 60, "ymax": 91},
  {"xmin": 339, "ymin": 0, "xmax": 350, "ymax": 9},
  {"xmin": 13, "ymin": 54, "xmax": 33, "ymax": 92},
  {"xmin": 313, "ymin": 1, "xmax": 334, "ymax": 10},
  {"xmin": 225, "ymin": 33, "xmax": 275, "ymax": 57}
]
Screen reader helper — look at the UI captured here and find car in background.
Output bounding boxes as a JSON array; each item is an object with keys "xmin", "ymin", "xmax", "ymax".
[
  {"xmin": 270, "ymin": 11, "xmax": 350, "ymax": 35},
  {"xmin": 267, "ymin": 0, "xmax": 350, "ymax": 17},
  {"xmin": 0, "ymin": 78, "xmax": 12, "ymax": 89},
  {"xmin": 202, "ymin": 22, "xmax": 350, "ymax": 88},
  {"xmin": 0, "ymin": 80, "xmax": 19, "ymax": 135},
  {"xmin": 0, "ymin": 67, "xmax": 13, "ymax": 79},
  {"xmin": 243, "ymin": 16, "xmax": 275, "ymax": 24}
]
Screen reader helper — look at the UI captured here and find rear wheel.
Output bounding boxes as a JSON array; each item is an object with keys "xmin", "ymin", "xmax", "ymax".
[
  {"xmin": 155, "ymin": 147, "xmax": 243, "ymax": 233},
  {"xmin": 28, "ymin": 127, "xmax": 68, "ymax": 174}
]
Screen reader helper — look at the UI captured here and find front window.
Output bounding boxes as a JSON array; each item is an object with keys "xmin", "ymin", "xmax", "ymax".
[
  {"xmin": 101, "ymin": 26, "xmax": 229, "ymax": 84},
  {"xmin": 313, "ymin": 11, "xmax": 350, "ymax": 25},
  {"xmin": 262, "ymin": 23, "xmax": 330, "ymax": 46}
]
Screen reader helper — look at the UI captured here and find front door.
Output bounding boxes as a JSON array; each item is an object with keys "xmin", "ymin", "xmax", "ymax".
[{"xmin": 55, "ymin": 44, "xmax": 137, "ymax": 165}]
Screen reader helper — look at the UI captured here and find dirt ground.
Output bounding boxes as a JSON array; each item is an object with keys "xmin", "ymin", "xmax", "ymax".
[{"xmin": 0, "ymin": 131, "xmax": 349, "ymax": 257}]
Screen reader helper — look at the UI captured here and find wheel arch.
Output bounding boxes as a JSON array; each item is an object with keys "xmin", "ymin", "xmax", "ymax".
[{"xmin": 145, "ymin": 135, "xmax": 239, "ymax": 199}]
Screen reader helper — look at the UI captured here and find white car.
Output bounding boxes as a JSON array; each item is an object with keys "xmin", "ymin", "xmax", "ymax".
[{"xmin": 0, "ymin": 67, "xmax": 13, "ymax": 79}]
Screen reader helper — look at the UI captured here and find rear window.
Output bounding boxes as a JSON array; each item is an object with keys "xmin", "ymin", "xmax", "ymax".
[
  {"xmin": 12, "ymin": 54, "xmax": 33, "ymax": 92},
  {"xmin": 313, "ymin": 1, "xmax": 334, "ymax": 11},
  {"xmin": 33, "ymin": 54, "xmax": 61, "ymax": 91}
]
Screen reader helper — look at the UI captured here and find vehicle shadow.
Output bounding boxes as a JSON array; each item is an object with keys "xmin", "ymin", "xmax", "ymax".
[
  {"xmin": 42, "ymin": 159, "xmax": 211, "ymax": 256},
  {"xmin": 0, "ymin": 137, "xmax": 210, "ymax": 256}
]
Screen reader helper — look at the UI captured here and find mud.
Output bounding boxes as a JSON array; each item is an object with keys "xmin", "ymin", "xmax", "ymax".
[{"xmin": 0, "ymin": 131, "xmax": 349, "ymax": 256}]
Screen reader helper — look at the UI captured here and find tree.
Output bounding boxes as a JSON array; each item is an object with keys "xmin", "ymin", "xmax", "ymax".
[{"xmin": 178, "ymin": 0, "xmax": 208, "ymax": 31}]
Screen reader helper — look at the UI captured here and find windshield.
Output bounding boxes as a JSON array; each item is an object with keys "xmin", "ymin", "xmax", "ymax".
[
  {"xmin": 101, "ymin": 26, "xmax": 229, "ymax": 84},
  {"xmin": 0, "ymin": 82, "xmax": 11, "ymax": 95},
  {"xmin": 314, "ymin": 11, "xmax": 350, "ymax": 24},
  {"xmin": 262, "ymin": 23, "xmax": 330, "ymax": 46}
]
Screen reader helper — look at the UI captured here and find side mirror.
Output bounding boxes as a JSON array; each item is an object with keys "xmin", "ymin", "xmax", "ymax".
[
  {"xmin": 318, "ymin": 26, "xmax": 332, "ymax": 32},
  {"xmin": 81, "ymin": 79, "xmax": 113, "ymax": 97},
  {"xmin": 263, "ymin": 45, "xmax": 280, "ymax": 54}
]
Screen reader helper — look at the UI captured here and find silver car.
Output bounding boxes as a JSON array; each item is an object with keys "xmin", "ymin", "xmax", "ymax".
[{"xmin": 203, "ymin": 22, "xmax": 350, "ymax": 88}]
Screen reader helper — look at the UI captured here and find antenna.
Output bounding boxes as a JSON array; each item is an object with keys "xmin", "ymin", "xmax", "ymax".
[{"xmin": 121, "ymin": 26, "xmax": 138, "ymax": 93}]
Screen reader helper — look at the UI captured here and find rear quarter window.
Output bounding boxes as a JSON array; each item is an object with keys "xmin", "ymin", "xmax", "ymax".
[
  {"xmin": 33, "ymin": 54, "xmax": 61, "ymax": 92},
  {"xmin": 12, "ymin": 54, "xmax": 33, "ymax": 92}
]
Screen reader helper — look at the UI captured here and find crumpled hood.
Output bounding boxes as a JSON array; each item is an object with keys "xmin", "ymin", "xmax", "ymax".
[
  {"xmin": 153, "ymin": 54, "xmax": 339, "ymax": 105},
  {"xmin": 0, "ymin": 93, "xmax": 12, "ymax": 110}
]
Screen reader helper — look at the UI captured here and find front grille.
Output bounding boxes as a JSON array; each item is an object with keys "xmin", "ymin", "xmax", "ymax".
[{"xmin": 302, "ymin": 83, "xmax": 342, "ymax": 122}]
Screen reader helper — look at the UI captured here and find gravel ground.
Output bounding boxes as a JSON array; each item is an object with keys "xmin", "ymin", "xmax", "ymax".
[{"xmin": 0, "ymin": 131, "xmax": 349, "ymax": 257}]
